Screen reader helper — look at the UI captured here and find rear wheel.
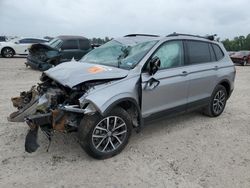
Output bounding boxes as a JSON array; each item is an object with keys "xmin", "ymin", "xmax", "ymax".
[
  {"xmin": 1, "ymin": 47, "xmax": 15, "ymax": 58},
  {"xmin": 78, "ymin": 107, "xmax": 132, "ymax": 159},
  {"xmin": 203, "ymin": 85, "xmax": 228, "ymax": 117}
]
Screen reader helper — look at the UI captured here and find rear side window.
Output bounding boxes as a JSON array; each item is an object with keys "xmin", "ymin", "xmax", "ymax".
[
  {"xmin": 209, "ymin": 44, "xmax": 216, "ymax": 62},
  {"xmin": 212, "ymin": 44, "xmax": 224, "ymax": 60},
  {"xmin": 61, "ymin": 40, "xmax": 78, "ymax": 50},
  {"xmin": 19, "ymin": 39, "xmax": 30, "ymax": 43},
  {"xmin": 79, "ymin": 39, "xmax": 91, "ymax": 50},
  {"xmin": 186, "ymin": 41, "xmax": 211, "ymax": 64}
]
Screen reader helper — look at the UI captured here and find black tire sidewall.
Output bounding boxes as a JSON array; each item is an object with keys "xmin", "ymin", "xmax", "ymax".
[{"xmin": 78, "ymin": 107, "xmax": 132, "ymax": 159}]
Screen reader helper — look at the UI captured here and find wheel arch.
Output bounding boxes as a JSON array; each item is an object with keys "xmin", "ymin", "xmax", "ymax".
[
  {"xmin": 218, "ymin": 79, "xmax": 231, "ymax": 97},
  {"xmin": 103, "ymin": 97, "xmax": 142, "ymax": 128}
]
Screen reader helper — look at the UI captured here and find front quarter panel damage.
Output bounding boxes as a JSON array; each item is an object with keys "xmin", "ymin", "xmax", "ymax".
[{"xmin": 79, "ymin": 75, "xmax": 140, "ymax": 116}]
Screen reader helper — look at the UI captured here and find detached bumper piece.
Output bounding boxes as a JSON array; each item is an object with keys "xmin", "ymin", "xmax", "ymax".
[{"xmin": 25, "ymin": 113, "xmax": 52, "ymax": 153}]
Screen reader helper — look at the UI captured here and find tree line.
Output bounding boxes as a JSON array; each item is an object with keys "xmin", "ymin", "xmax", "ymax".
[
  {"xmin": 221, "ymin": 34, "xmax": 250, "ymax": 51},
  {"xmin": 89, "ymin": 37, "xmax": 112, "ymax": 45}
]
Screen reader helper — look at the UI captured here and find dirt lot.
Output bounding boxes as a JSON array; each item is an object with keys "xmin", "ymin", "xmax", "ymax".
[{"xmin": 0, "ymin": 58, "xmax": 250, "ymax": 188}]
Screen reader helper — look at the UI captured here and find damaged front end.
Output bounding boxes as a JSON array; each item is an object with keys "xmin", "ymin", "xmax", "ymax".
[
  {"xmin": 8, "ymin": 74, "xmax": 101, "ymax": 153},
  {"xmin": 26, "ymin": 43, "xmax": 60, "ymax": 71}
]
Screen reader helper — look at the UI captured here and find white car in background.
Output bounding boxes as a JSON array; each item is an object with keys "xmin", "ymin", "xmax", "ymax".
[{"xmin": 0, "ymin": 38, "xmax": 48, "ymax": 58}]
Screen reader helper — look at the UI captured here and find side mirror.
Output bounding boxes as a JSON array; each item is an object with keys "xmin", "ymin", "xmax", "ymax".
[{"xmin": 149, "ymin": 56, "xmax": 161, "ymax": 75}]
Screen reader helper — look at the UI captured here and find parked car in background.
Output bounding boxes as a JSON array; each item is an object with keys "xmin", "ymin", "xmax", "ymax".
[
  {"xmin": 230, "ymin": 51, "xmax": 250, "ymax": 66},
  {"xmin": 0, "ymin": 36, "xmax": 7, "ymax": 42},
  {"xmin": 228, "ymin": 51, "xmax": 236, "ymax": 56},
  {"xmin": 0, "ymin": 38, "xmax": 48, "ymax": 58},
  {"xmin": 25, "ymin": 35, "xmax": 92, "ymax": 71},
  {"xmin": 8, "ymin": 33, "xmax": 235, "ymax": 159}
]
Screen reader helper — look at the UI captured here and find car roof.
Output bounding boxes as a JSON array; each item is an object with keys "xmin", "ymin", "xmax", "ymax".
[
  {"xmin": 57, "ymin": 35, "xmax": 88, "ymax": 40},
  {"xmin": 115, "ymin": 35, "xmax": 162, "ymax": 46},
  {"xmin": 116, "ymin": 33, "xmax": 219, "ymax": 46}
]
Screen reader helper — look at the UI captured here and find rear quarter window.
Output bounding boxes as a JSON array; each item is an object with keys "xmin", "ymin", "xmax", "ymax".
[
  {"xmin": 79, "ymin": 39, "xmax": 91, "ymax": 50},
  {"xmin": 186, "ymin": 41, "xmax": 211, "ymax": 65},
  {"xmin": 212, "ymin": 44, "xmax": 224, "ymax": 60},
  {"xmin": 61, "ymin": 40, "xmax": 78, "ymax": 50}
]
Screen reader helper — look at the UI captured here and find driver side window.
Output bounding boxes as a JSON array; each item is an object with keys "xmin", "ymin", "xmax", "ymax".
[{"xmin": 153, "ymin": 40, "xmax": 184, "ymax": 69}]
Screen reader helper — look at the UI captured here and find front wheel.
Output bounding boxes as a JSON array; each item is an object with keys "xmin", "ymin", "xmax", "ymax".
[
  {"xmin": 78, "ymin": 107, "xmax": 132, "ymax": 159},
  {"xmin": 1, "ymin": 47, "xmax": 15, "ymax": 58},
  {"xmin": 203, "ymin": 85, "xmax": 228, "ymax": 117}
]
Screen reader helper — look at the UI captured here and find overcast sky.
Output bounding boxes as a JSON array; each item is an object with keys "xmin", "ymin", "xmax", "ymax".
[{"xmin": 0, "ymin": 0, "xmax": 249, "ymax": 39}]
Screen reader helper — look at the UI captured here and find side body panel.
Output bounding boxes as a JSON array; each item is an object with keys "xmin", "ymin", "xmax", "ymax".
[{"xmin": 141, "ymin": 67, "xmax": 189, "ymax": 118}]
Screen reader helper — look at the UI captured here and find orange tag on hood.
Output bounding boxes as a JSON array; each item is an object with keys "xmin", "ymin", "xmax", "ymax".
[{"xmin": 87, "ymin": 66, "xmax": 106, "ymax": 74}]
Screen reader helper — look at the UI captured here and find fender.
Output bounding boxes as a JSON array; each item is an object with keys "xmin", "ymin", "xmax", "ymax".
[
  {"xmin": 103, "ymin": 97, "xmax": 143, "ymax": 129},
  {"xmin": 218, "ymin": 79, "xmax": 232, "ymax": 98}
]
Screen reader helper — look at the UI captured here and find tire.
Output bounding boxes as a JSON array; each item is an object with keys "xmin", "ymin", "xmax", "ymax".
[
  {"xmin": 203, "ymin": 85, "xmax": 228, "ymax": 117},
  {"xmin": 1, "ymin": 47, "xmax": 15, "ymax": 58},
  {"xmin": 78, "ymin": 107, "xmax": 132, "ymax": 159}
]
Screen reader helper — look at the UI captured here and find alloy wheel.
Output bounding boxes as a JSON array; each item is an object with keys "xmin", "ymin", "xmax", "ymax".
[
  {"xmin": 213, "ymin": 90, "xmax": 226, "ymax": 114},
  {"xmin": 3, "ymin": 48, "xmax": 14, "ymax": 57},
  {"xmin": 91, "ymin": 116, "xmax": 127, "ymax": 153}
]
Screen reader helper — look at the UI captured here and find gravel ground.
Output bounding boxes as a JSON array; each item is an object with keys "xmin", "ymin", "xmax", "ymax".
[{"xmin": 0, "ymin": 58, "xmax": 250, "ymax": 188}]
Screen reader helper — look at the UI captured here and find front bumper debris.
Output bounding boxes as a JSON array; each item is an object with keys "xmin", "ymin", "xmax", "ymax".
[{"xmin": 24, "ymin": 113, "xmax": 52, "ymax": 153}]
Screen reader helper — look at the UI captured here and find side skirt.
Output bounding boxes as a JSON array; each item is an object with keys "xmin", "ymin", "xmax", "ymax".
[{"xmin": 143, "ymin": 97, "xmax": 210, "ymax": 125}]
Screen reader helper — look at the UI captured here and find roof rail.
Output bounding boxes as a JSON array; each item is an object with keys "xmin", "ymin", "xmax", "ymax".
[
  {"xmin": 166, "ymin": 32, "xmax": 217, "ymax": 41},
  {"xmin": 124, "ymin": 34, "xmax": 160, "ymax": 37}
]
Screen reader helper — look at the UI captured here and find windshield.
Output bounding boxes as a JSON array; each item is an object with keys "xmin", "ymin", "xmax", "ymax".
[
  {"xmin": 80, "ymin": 39, "xmax": 158, "ymax": 69},
  {"xmin": 48, "ymin": 38, "xmax": 63, "ymax": 49}
]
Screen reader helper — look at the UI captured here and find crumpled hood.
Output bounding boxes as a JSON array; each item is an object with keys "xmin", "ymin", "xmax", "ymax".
[
  {"xmin": 44, "ymin": 61, "xmax": 129, "ymax": 88},
  {"xmin": 29, "ymin": 43, "xmax": 57, "ymax": 53}
]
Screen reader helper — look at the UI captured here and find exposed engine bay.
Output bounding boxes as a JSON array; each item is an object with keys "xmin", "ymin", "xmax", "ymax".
[{"xmin": 8, "ymin": 74, "xmax": 110, "ymax": 153}]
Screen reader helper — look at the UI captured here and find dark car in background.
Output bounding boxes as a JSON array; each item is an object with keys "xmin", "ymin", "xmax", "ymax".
[
  {"xmin": 26, "ymin": 35, "xmax": 92, "ymax": 71},
  {"xmin": 230, "ymin": 51, "xmax": 250, "ymax": 66},
  {"xmin": 0, "ymin": 36, "xmax": 7, "ymax": 42}
]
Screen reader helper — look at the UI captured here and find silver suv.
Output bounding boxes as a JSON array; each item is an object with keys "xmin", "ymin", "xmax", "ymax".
[{"xmin": 9, "ymin": 33, "xmax": 236, "ymax": 159}]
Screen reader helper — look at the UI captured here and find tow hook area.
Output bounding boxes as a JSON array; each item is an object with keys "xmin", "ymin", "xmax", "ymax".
[{"xmin": 24, "ymin": 113, "xmax": 52, "ymax": 153}]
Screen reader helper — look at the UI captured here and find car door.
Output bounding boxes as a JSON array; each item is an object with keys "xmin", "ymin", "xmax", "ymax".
[
  {"xmin": 183, "ymin": 40, "xmax": 218, "ymax": 108},
  {"xmin": 15, "ymin": 39, "xmax": 32, "ymax": 54},
  {"xmin": 60, "ymin": 39, "xmax": 80, "ymax": 62},
  {"xmin": 141, "ymin": 40, "xmax": 189, "ymax": 118}
]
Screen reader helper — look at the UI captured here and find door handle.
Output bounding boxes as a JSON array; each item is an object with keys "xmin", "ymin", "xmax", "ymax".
[
  {"xmin": 181, "ymin": 71, "xmax": 188, "ymax": 76},
  {"xmin": 214, "ymin": 66, "xmax": 219, "ymax": 70}
]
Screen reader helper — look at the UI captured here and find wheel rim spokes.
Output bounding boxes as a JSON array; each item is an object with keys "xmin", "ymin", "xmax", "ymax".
[
  {"xmin": 92, "ymin": 116, "xmax": 127, "ymax": 153},
  {"xmin": 213, "ymin": 90, "xmax": 226, "ymax": 114},
  {"xmin": 4, "ymin": 49, "xmax": 13, "ymax": 57}
]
